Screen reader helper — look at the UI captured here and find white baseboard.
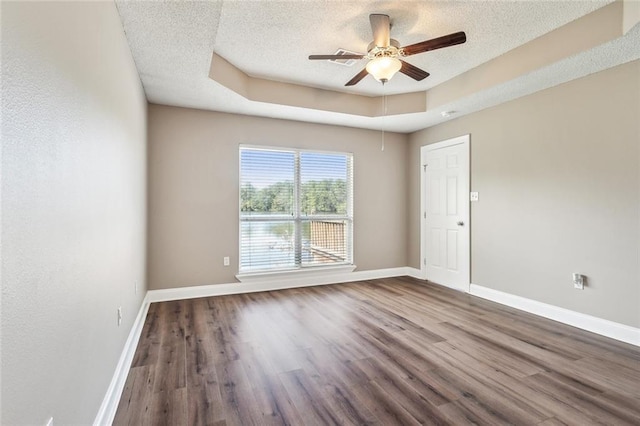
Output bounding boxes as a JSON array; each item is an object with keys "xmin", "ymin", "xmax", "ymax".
[
  {"xmin": 93, "ymin": 297, "xmax": 150, "ymax": 426},
  {"xmin": 469, "ymin": 283, "xmax": 640, "ymax": 347},
  {"xmin": 405, "ymin": 267, "xmax": 423, "ymax": 280},
  {"xmin": 146, "ymin": 266, "xmax": 420, "ymax": 303}
]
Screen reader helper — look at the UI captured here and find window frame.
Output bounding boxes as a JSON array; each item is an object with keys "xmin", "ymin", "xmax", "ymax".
[{"xmin": 238, "ymin": 145, "xmax": 354, "ymax": 274}]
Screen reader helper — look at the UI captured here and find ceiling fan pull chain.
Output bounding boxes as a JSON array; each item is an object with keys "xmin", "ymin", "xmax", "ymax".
[{"xmin": 381, "ymin": 90, "xmax": 387, "ymax": 151}]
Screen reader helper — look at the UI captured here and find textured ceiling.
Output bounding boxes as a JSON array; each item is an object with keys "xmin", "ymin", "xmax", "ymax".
[{"xmin": 115, "ymin": 0, "xmax": 639, "ymax": 133}]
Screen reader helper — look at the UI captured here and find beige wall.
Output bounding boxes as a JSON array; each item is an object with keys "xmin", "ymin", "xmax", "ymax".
[
  {"xmin": 1, "ymin": 2, "xmax": 147, "ymax": 424},
  {"xmin": 409, "ymin": 60, "xmax": 640, "ymax": 328},
  {"xmin": 148, "ymin": 105, "xmax": 408, "ymax": 289}
]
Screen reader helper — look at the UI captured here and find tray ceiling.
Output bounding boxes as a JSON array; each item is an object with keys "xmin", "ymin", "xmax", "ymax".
[{"xmin": 115, "ymin": 0, "xmax": 639, "ymax": 133}]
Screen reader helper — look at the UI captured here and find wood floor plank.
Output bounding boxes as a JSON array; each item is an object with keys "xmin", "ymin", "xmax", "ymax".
[
  {"xmin": 349, "ymin": 379, "xmax": 422, "ymax": 426},
  {"xmin": 571, "ymin": 356, "xmax": 640, "ymax": 398},
  {"xmin": 131, "ymin": 303, "xmax": 161, "ymax": 368},
  {"xmin": 432, "ymin": 340, "xmax": 544, "ymax": 379},
  {"xmin": 537, "ymin": 418, "xmax": 568, "ymax": 426},
  {"xmin": 152, "ymin": 318, "xmax": 186, "ymax": 394},
  {"xmin": 524, "ymin": 371, "xmax": 640, "ymax": 425},
  {"xmin": 354, "ymin": 357, "xmax": 453, "ymax": 423},
  {"xmin": 187, "ymin": 384, "xmax": 225, "ymax": 426},
  {"xmin": 438, "ymin": 398, "xmax": 517, "ymax": 426},
  {"xmin": 215, "ymin": 360, "xmax": 265, "ymax": 426},
  {"xmin": 249, "ymin": 373, "xmax": 307, "ymax": 426},
  {"xmin": 309, "ymin": 345, "xmax": 373, "ymax": 387},
  {"xmin": 295, "ymin": 348, "xmax": 379, "ymax": 425},
  {"xmin": 431, "ymin": 333, "xmax": 545, "ymax": 378},
  {"xmin": 185, "ymin": 300, "xmax": 220, "ymax": 387},
  {"xmin": 481, "ymin": 308, "xmax": 640, "ymax": 363},
  {"xmin": 278, "ymin": 368, "xmax": 342, "ymax": 425},
  {"xmin": 112, "ymin": 365, "xmax": 155, "ymax": 426},
  {"xmin": 423, "ymin": 356, "xmax": 550, "ymax": 424},
  {"xmin": 114, "ymin": 277, "xmax": 640, "ymax": 425},
  {"xmin": 149, "ymin": 388, "xmax": 187, "ymax": 426}
]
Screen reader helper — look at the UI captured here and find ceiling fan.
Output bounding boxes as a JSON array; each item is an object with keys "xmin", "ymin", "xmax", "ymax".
[{"xmin": 309, "ymin": 14, "xmax": 466, "ymax": 86}]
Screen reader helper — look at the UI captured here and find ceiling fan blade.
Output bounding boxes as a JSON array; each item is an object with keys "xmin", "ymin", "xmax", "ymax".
[
  {"xmin": 370, "ymin": 14, "xmax": 390, "ymax": 47},
  {"xmin": 345, "ymin": 68, "xmax": 369, "ymax": 86},
  {"xmin": 399, "ymin": 60, "xmax": 430, "ymax": 81},
  {"xmin": 309, "ymin": 54, "xmax": 365, "ymax": 60},
  {"xmin": 401, "ymin": 31, "xmax": 466, "ymax": 56}
]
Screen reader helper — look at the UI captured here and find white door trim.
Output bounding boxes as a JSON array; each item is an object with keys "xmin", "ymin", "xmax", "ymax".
[{"xmin": 420, "ymin": 134, "xmax": 471, "ymax": 292}]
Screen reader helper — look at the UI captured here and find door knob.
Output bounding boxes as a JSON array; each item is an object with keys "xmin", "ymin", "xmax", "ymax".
[{"xmin": 457, "ymin": 221, "xmax": 464, "ymax": 226}]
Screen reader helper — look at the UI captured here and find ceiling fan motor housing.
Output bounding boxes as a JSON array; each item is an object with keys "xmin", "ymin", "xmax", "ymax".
[{"xmin": 367, "ymin": 39, "xmax": 402, "ymax": 58}]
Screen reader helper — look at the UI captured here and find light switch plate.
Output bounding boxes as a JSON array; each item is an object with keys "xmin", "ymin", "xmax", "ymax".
[{"xmin": 470, "ymin": 192, "xmax": 479, "ymax": 202}]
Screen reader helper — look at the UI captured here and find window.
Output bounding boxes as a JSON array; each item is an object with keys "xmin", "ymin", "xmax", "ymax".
[{"xmin": 239, "ymin": 146, "xmax": 353, "ymax": 273}]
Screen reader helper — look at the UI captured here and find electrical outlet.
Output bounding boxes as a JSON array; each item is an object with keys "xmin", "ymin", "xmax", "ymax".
[
  {"xmin": 470, "ymin": 192, "xmax": 479, "ymax": 202},
  {"xmin": 223, "ymin": 256, "xmax": 230, "ymax": 267},
  {"xmin": 117, "ymin": 307, "xmax": 123, "ymax": 326},
  {"xmin": 573, "ymin": 273, "xmax": 584, "ymax": 290}
]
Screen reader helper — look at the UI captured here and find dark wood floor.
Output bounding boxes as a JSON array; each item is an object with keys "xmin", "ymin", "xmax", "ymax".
[{"xmin": 114, "ymin": 277, "xmax": 640, "ymax": 425}]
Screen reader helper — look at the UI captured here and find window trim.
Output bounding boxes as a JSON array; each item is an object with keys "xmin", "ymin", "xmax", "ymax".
[
  {"xmin": 238, "ymin": 145, "xmax": 354, "ymax": 274},
  {"xmin": 236, "ymin": 264, "xmax": 356, "ymax": 283}
]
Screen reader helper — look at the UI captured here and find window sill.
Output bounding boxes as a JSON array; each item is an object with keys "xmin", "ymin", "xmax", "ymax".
[{"xmin": 236, "ymin": 264, "xmax": 356, "ymax": 283}]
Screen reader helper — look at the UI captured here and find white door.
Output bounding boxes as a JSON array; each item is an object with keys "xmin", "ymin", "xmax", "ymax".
[{"xmin": 421, "ymin": 135, "xmax": 470, "ymax": 291}]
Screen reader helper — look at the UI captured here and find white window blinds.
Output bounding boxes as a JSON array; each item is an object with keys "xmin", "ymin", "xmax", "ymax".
[{"xmin": 240, "ymin": 147, "xmax": 353, "ymax": 273}]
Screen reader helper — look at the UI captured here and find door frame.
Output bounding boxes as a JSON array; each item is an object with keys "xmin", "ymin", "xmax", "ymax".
[{"xmin": 420, "ymin": 134, "xmax": 471, "ymax": 292}]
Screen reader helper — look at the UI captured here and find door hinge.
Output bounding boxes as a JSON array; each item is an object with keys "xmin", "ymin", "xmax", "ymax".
[
  {"xmin": 423, "ymin": 212, "xmax": 426, "ymax": 219},
  {"xmin": 423, "ymin": 164, "xmax": 427, "ymax": 172},
  {"xmin": 423, "ymin": 258, "xmax": 427, "ymax": 266}
]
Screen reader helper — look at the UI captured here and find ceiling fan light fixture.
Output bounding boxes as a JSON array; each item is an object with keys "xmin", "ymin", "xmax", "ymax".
[{"xmin": 366, "ymin": 56, "xmax": 402, "ymax": 83}]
